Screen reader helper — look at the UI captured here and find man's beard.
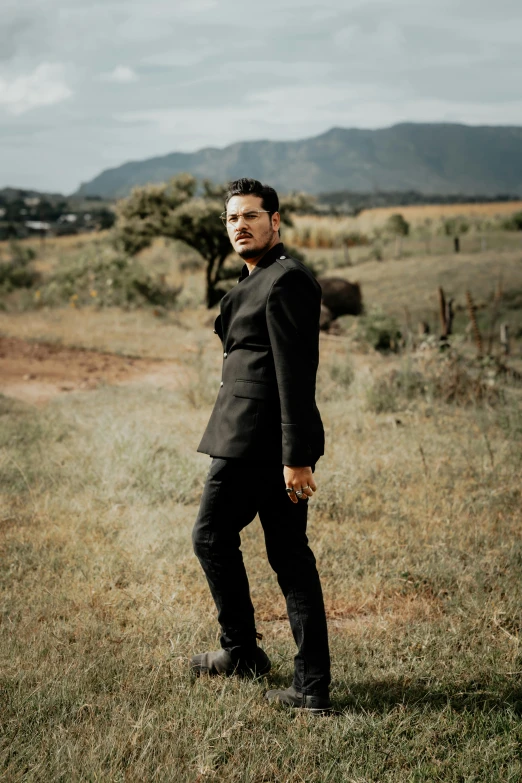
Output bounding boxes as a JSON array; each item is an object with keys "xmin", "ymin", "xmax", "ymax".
[{"xmin": 235, "ymin": 234, "xmax": 273, "ymax": 260}]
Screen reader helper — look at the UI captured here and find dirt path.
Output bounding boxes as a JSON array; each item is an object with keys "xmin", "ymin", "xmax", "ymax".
[{"xmin": 0, "ymin": 336, "xmax": 182, "ymax": 405}]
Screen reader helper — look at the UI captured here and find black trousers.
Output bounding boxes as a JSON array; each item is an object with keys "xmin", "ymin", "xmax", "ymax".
[{"xmin": 192, "ymin": 458, "xmax": 331, "ymax": 696}]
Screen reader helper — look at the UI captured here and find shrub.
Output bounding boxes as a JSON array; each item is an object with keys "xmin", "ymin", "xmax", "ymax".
[
  {"xmin": 366, "ymin": 364, "xmax": 424, "ymax": 412},
  {"xmin": 426, "ymin": 352, "xmax": 503, "ymax": 406},
  {"xmin": 366, "ymin": 378, "xmax": 399, "ymax": 412},
  {"xmin": 34, "ymin": 243, "xmax": 181, "ymax": 309},
  {"xmin": 442, "ymin": 217, "xmax": 470, "ymax": 237},
  {"xmin": 501, "ymin": 211, "xmax": 522, "ymax": 231},
  {"xmin": 0, "ymin": 241, "xmax": 40, "ymax": 293},
  {"xmin": 366, "ymin": 350, "xmax": 505, "ymax": 413},
  {"xmin": 385, "ymin": 213, "xmax": 410, "ymax": 237},
  {"xmin": 317, "ymin": 355, "xmax": 355, "ymax": 402},
  {"xmin": 356, "ymin": 310, "xmax": 402, "ymax": 352}
]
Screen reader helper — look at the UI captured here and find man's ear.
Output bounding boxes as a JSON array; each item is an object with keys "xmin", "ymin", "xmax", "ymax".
[{"xmin": 271, "ymin": 211, "xmax": 281, "ymax": 232}]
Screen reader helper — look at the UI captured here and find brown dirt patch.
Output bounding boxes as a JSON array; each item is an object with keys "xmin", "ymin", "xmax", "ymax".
[{"xmin": 0, "ymin": 336, "xmax": 182, "ymax": 405}]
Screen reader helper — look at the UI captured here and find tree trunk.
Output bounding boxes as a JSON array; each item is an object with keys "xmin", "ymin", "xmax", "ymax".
[
  {"xmin": 205, "ymin": 252, "xmax": 230, "ymax": 308},
  {"xmin": 205, "ymin": 255, "xmax": 218, "ymax": 308}
]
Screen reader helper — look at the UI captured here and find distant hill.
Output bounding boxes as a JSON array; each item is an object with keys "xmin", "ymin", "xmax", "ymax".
[{"xmin": 75, "ymin": 123, "xmax": 522, "ymax": 200}]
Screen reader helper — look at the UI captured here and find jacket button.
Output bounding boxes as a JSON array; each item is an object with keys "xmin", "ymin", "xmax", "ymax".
[
  {"xmin": 280, "ymin": 255, "xmax": 286, "ymax": 260},
  {"xmin": 223, "ymin": 352, "xmax": 228, "ymax": 358},
  {"xmin": 213, "ymin": 329, "xmax": 217, "ymax": 334},
  {"xmin": 220, "ymin": 381, "xmax": 224, "ymax": 387}
]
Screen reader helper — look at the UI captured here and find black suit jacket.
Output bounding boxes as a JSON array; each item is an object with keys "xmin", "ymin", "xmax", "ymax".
[{"xmin": 197, "ymin": 243, "xmax": 325, "ymax": 466}]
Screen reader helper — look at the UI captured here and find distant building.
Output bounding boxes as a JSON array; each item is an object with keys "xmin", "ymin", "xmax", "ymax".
[
  {"xmin": 57, "ymin": 213, "xmax": 78, "ymax": 224},
  {"xmin": 25, "ymin": 220, "xmax": 51, "ymax": 235}
]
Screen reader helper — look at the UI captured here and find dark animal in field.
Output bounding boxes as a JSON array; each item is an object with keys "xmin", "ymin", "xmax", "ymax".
[{"xmin": 318, "ymin": 277, "xmax": 363, "ymax": 329}]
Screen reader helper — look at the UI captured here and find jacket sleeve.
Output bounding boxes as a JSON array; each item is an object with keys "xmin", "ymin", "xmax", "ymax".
[{"xmin": 266, "ymin": 269, "xmax": 321, "ymax": 466}]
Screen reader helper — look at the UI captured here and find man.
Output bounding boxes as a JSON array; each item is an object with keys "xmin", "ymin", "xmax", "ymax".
[{"xmin": 191, "ymin": 178, "xmax": 331, "ymax": 713}]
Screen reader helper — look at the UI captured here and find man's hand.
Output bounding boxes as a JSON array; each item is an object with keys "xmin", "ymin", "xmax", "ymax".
[{"xmin": 284, "ymin": 466, "xmax": 317, "ymax": 504}]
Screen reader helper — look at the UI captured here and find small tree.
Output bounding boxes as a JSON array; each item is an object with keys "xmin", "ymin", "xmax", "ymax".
[
  {"xmin": 114, "ymin": 174, "xmax": 298, "ymax": 307},
  {"xmin": 501, "ymin": 211, "xmax": 522, "ymax": 231},
  {"xmin": 418, "ymin": 218, "xmax": 433, "ymax": 255},
  {"xmin": 385, "ymin": 213, "xmax": 410, "ymax": 257},
  {"xmin": 169, "ymin": 198, "xmax": 232, "ymax": 307},
  {"xmin": 443, "ymin": 217, "xmax": 469, "ymax": 253},
  {"xmin": 114, "ymin": 174, "xmax": 197, "ymax": 255}
]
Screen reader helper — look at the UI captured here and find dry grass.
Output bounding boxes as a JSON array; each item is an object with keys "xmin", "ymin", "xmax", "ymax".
[
  {"xmin": 358, "ymin": 201, "xmax": 522, "ymax": 225},
  {"xmin": 2, "ymin": 244, "xmax": 521, "ymax": 354},
  {"xmin": 2, "ymin": 332, "xmax": 522, "ymax": 781},
  {"xmin": 335, "ymin": 247, "xmax": 522, "ymax": 326},
  {"xmin": 286, "ymin": 202, "xmax": 522, "ymax": 241},
  {"xmin": 1, "ymin": 228, "xmax": 522, "ymax": 781},
  {"xmin": 0, "ymin": 307, "xmax": 215, "ymax": 360}
]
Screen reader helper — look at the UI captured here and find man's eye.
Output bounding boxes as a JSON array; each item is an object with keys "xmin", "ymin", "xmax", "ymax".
[
  {"xmin": 244, "ymin": 213, "xmax": 258, "ymax": 221},
  {"xmin": 227, "ymin": 215, "xmax": 239, "ymax": 223}
]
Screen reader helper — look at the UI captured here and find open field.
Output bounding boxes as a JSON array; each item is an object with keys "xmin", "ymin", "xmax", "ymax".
[
  {"xmin": 1, "ymin": 224, "xmax": 522, "ymax": 781},
  {"xmin": 284, "ymin": 200, "xmax": 522, "ymax": 259},
  {"xmin": 356, "ymin": 201, "xmax": 522, "ymax": 225},
  {"xmin": 1, "ymin": 240, "xmax": 521, "ymax": 353}
]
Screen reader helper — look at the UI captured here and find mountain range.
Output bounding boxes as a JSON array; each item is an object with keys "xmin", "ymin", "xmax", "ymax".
[{"xmin": 75, "ymin": 123, "xmax": 522, "ymax": 199}]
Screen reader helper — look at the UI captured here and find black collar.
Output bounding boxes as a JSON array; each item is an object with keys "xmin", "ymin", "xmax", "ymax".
[{"xmin": 239, "ymin": 242, "xmax": 285, "ymax": 281}]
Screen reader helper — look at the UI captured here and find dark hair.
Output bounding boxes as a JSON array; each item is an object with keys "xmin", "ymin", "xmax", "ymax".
[{"xmin": 224, "ymin": 178, "xmax": 279, "ymax": 214}]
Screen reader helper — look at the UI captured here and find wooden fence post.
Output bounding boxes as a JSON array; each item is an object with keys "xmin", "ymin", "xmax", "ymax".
[
  {"xmin": 438, "ymin": 287, "xmax": 447, "ymax": 336},
  {"xmin": 466, "ymin": 290, "xmax": 483, "ymax": 356},
  {"xmin": 500, "ymin": 323, "xmax": 510, "ymax": 356},
  {"xmin": 445, "ymin": 298, "xmax": 454, "ymax": 337},
  {"xmin": 438, "ymin": 287, "xmax": 454, "ymax": 338}
]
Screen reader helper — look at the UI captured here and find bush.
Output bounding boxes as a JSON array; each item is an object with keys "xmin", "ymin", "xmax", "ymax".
[
  {"xmin": 317, "ymin": 355, "xmax": 355, "ymax": 402},
  {"xmin": 366, "ymin": 378, "xmax": 399, "ymax": 412},
  {"xmin": 0, "ymin": 241, "xmax": 40, "ymax": 293},
  {"xmin": 33, "ymin": 243, "xmax": 181, "ymax": 309},
  {"xmin": 385, "ymin": 213, "xmax": 410, "ymax": 237},
  {"xmin": 366, "ymin": 364, "xmax": 424, "ymax": 412},
  {"xmin": 501, "ymin": 211, "xmax": 522, "ymax": 231},
  {"xmin": 356, "ymin": 310, "xmax": 402, "ymax": 352},
  {"xmin": 426, "ymin": 352, "xmax": 503, "ymax": 406},
  {"xmin": 366, "ymin": 350, "xmax": 505, "ymax": 413},
  {"xmin": 442, "ymin": 217, "xmax": 470, "ymax": 237}
]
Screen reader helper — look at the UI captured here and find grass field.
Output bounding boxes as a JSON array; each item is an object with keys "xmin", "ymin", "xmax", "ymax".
[{"xmin": 1, "ymin": 219, "xmax": 522, "ymax": 781}]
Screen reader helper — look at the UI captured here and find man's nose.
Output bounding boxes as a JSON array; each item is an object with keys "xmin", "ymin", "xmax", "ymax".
[{"xmin": 236, "ymin": 214, "xmax": 250, "ymax": 228}]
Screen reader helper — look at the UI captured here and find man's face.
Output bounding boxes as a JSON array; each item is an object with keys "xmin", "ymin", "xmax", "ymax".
[{"xmin": 225, "ymin": 194, "xmax": 280, "ymax": 260}]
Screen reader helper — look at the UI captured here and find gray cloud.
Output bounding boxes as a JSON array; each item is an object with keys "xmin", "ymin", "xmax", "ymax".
[{"xmin": 0, "ymin": 0, "xmax": 521, "ymax": 192}]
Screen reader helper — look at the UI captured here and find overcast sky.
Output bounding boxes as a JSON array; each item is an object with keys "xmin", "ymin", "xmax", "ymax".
[{"xmin": 1, "ymin": 0, "xmax": 522, "ymax": 194}]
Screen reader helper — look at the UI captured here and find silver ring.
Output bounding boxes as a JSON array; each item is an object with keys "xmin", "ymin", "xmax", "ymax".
[
  {"xmin": 295, "ymin": 490, "xmax": 304, "ymax": 498},
  {"xmin": 285, "ymin": 487, "xmax": 295, "ymax": 494}
]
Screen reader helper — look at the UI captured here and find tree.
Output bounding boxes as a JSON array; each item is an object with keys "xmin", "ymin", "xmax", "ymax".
[
  {"xmin": 170, "ymin": 198, "xmax": 232, "ymax": 307},
  {"xmin": 114, "ymin": 174, "xmax": 197, "ymax": 255},
  {"xmin": 501, "ymin": 211, "xmax": 522, "ymax": 231},
  {"xmin": 418, "ymin": 218, "xmax": 433, "ymax": 254},
  {"xmin": 385, "ymin": 213, "xmax": 410, "ymax": 257},
  {"xmin": 113, "ymin": 174, "xmax": 299, "ymax": 307},
  {"xmin": 279, "ymin": 191, "xmax": 317, "ymax": 215},
  {"xmin": 443, "ymin": 217, "xmax": 469, "ymax": 253},
  {"xmin": 385, "ymin": 213, "xmax": 410, "ymax": 237},
  {"xmin": 113, "ymin": 174, "xmax": 233, "ymax": 306}
]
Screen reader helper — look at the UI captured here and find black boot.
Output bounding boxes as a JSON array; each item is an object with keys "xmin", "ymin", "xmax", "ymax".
[
  {"xmin": 265, "ymin": 685, "xmax": 332, "ymax": 713},
  {"xmin": 190, "ymin": 647, "xmax": 271, "ymax": 677}
]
